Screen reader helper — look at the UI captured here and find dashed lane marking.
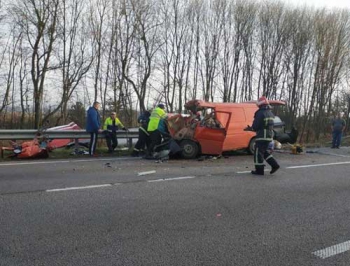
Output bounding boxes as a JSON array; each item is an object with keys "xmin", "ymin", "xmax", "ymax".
[
  {"xmin": 312, "ymin": 240, "xmax": 350, "ymax": 259},
  {"xmin": 46, "ymin": 184, "xmax": 113, "ymax": 192},
  {"xmin": 147, "ymin": 176, "xmax": 196, "ymax": 182},
  {"xmin": 286, "ymin": 161, "xmax": 350, "ymax": 169}
]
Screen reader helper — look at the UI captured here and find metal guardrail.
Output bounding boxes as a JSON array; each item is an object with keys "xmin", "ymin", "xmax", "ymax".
[{"xmin": 0, "ymin": 129, "xmax": 139, "ymax": 149}]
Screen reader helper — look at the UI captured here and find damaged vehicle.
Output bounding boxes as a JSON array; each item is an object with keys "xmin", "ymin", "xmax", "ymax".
[
  {"xmin": 165, "ymin": 100, "xmax": 298, "ymax": 158},
  {"xmin": 1, "ymin": 122, "xmax": 88, "ymax": 159}
]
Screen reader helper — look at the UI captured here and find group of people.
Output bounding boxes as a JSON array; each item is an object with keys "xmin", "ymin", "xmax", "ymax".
[
  {"xmin": 85, "ymin": 101, "xmax": 168, "ymax": 158},
  {"xmin": 85, "ymin": 98, "xmax": 280, "ymax": 176},
  {"xmin": 85, "ymin": 97, "xmax": 346, "ymax": 177},
  {"xmin": 86, "ymin": 101, "xmax": 127, "ymax": 156}
]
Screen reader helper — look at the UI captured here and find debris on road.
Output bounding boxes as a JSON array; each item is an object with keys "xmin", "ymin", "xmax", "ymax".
[{"xmin": 138, "ymin": 170, "xmax": 156, "ymax": 176}]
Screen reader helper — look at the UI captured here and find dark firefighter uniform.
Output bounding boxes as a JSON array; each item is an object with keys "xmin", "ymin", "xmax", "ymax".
[
  {"xmin": 251, "ymin": 96, "xmax": 280, "ymax": 175},
  {"xmin": 131, "ymin": 110, "xmax": 151, "ymax": 157}
]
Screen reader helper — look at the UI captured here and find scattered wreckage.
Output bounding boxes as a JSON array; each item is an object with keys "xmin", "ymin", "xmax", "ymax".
[{"xmin": 1, "ymin": 123, "xmax": 88, "ymax": 159}]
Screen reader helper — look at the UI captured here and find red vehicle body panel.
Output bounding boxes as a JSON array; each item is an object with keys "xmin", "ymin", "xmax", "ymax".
[{"xmin": 181, "ymin": 99, "xmax": 285, "ymax": 153}]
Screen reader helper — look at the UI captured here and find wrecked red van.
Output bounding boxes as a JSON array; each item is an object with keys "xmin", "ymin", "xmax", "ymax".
[{"xmin": 167, "ymin": 99, "xmax": 286, "ymax": 159}]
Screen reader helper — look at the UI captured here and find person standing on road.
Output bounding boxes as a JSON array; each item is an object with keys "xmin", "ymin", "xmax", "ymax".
[
  {"xmin": 251, "ymin": 96, "xmax": 280, "ymax": 175},
  {"xmin": 331, "ymin": 113, "xmax": 346, "ymax": 149},
  {"xmin": 103, "ymin": 112, "xmax": 127, "ymax": 153},
  {"xmin": 86, "ymin": 101, "xmax": 101, "ymax": 156},
  {"xmin": 147, "ymin": 103, "xmax": 167, "ymax": 156},
  {"xmin": 131, "ymin": 109, "xmax": 151, "ymax": 157}
]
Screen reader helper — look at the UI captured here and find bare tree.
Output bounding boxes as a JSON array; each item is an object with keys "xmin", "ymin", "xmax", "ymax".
[
  {"xmin": 121, "ymin": 0, "xmax": 162, "ymax": 111},
  {"xmin": 42, "ymin": 0, "xmax": 94, "ymax": 125},
  {"xmin": 11, "ymin": 0, "xmax": 60, "ymax": 129},
  {"xmin": 256, "ymin": 2, "xmax": 290, "ymax": 98}
]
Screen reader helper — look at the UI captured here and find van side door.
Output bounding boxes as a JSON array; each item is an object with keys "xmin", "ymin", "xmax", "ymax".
[{"xmin": 194, "ymin": 111, "xmax": 231, "ymax": 155}]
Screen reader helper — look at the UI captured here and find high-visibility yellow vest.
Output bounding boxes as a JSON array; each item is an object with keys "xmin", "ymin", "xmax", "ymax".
[
  {"xmin": 103, "ymin": 117, "xmax": 124, "ymax": 130},
  {"xmin": 147, "ymin": 107, "xmax": 166, "ymax": 132}
]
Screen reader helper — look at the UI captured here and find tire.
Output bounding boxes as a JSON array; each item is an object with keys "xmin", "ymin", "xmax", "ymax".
[
  {"xmin": 247, "ymin": 137, "xmax": 256, "ymax": 155},
  {"xmin": 179, "ymin": 139, "xmax": 199, "ymax": 159}
]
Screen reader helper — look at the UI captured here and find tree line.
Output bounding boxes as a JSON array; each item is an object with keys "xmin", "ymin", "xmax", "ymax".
[{"xmin": 0, "ymin": 0, "xmax": 349, "ymax": 142}]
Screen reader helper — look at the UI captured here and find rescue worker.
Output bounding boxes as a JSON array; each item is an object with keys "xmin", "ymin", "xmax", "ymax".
[
  {"xmin": 131, "ymin": 109, "xmax": 151, "ymax": 157},
  {"xmin": 147, "ymin": 103, "xmax": 167, "ymax": 155},
  {"xmin": 251, "ymin": 96, "xmax": 280, "ymax": 175},
  {"xmin": 86, "ymin": 101, "xmax": 101, "ymax": 156},
  {"xmin": 103, "ymin": 112, "xmax": 127, "ymax": 153}
]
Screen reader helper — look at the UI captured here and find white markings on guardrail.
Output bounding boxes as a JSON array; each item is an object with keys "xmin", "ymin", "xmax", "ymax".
[
  {"xmin": 286, "ymin": 161, "xmax": 350, "ymax": 169},
  {"xmin": 312, "ymin": 241, "xmax": 350, "ymax": 259},
  {"xmin": 46, "ymin": 184, "xmax": 113, "ymax": 192},
  {"xmin": 147, "ymin": 176, "xmax": 196, "ymax": 182}
]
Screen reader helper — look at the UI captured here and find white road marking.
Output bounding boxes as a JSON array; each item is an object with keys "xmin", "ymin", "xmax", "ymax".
[
  {"xmin": 236, "ymin": 169, "xmax": 270, "ymax": 174},
  {"xmin": 46, "ymin": 184, "xmax": 112, "ymax": 192},
  {"xmin": 0, "ymin": 161, "xmax": 70, "ymax": 166},
  {"xmin": 312, "ymin": 241, "xmax": 350, "ymax": 259},
  {"xmin": 0, "ymin": 157, "xmax": 139, "ymax": 167},
  {"xmin": 138, "ymin": 170, "xmax": 156, "ymax": 176},
  {"xmin": 286, "ymin": 161, "xmax": 350, "ymax": 169},
  {"xmin": 147, "ymin": 176, "xmax": 196, "ymax": 182}
]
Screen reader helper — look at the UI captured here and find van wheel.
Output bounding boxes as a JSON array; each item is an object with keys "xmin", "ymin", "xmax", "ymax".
[
  {"xmin": 248, "ymin": 138, "xmax": 256, "ymax": 155},
  {"xmin": 180, "ymin": 139, "xmax": 199, "ymax": 159}
]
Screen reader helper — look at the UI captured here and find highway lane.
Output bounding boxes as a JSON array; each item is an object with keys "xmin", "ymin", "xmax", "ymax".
[{"xmin": 1, "ymin": 150, "xmax": 350, "ymax": 265}]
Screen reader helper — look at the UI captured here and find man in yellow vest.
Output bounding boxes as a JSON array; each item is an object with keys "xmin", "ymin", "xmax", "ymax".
[
  {"xmin": 147, "ymin": 103, "xmax": 167, "ymax": 155},
  {"xmin": 103, "ymin": 112, "xmax": 127, "ymax": 153}
]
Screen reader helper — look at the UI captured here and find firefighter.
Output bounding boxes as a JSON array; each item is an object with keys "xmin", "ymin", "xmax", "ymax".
[
  {"xmin": 103, "ymin": 112, "xmax": 127, "ymax": 153},
  {"xmin": 147, "ymin": 103, "xmax": 167, "ymax": 156},
  {"xmin": 131, "ymin": 109, "xmax": 151, "ymax": 157},
  {"xmin": 251, "ymin": 96, "xmax": 280, "ymax": 175}
]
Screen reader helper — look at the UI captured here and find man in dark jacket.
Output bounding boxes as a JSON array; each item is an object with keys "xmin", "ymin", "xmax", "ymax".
[
  {"xmin": 86, "ymin": 102, "xmax": 101, "ymax": 156},
  {"xmin": 251, "ymin": 96, "xmax": 280, "ymax": 175},
  {"xmin": 131, "ymin": 110, "xmax": 151, "ymax": 157},
  {"xmin": 331, "ymin": 113, "xmax": 346, "ymax": 148}
]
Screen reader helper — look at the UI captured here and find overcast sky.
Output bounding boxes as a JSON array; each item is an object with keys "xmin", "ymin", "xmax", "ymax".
[{"xmin": 284, "ymin": 0, "xmax": 349, "ymax": 9}]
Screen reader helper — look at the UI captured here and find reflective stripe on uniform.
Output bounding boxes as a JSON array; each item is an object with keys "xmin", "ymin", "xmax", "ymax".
[
  {"xmin": 266, "ymin": 154, "xmax": 273, "ymax": 160},
  {"xmin": 255, "ymin": 137, "xmax": 273, "ymax": 141},
  {"xmin": 140, "ymin": 126, "xmax": 149, "ymax": 136}
]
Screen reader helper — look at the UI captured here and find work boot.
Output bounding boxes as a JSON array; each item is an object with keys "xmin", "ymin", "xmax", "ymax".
[
  {"xmin": 266, "ymin": 157, "xmax": 280, "ymax": 175},
  {"xmin": 251, "ymin": 166, "xmax": 264, "ymax": 175},
  {"xmin": 270, "ymin": 165, "xmax": 280, "ymax": 174},
  {"xmin": 131, "ymin": 150, "xmax": 139, "ymax": 157}
]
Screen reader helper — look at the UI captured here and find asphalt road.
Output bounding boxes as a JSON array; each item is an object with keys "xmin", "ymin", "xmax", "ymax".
[{"xmin": 1, "ymin": 147, "xmax": 350, "ymax": 266}]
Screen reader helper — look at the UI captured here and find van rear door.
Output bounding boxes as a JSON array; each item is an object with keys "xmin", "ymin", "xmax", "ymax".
[{"xmin": 194, "ymin": 111, "xmax": 231, "ymax": 155}]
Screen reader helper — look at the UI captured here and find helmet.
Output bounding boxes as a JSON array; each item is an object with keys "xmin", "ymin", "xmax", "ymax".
[
  {"xmin": 257, "ymin": 96, "xmax": 269, "ymax": 107},
  {"xmin": 157, "ymin": 103, "xmax": 165, "ymax": 109}
]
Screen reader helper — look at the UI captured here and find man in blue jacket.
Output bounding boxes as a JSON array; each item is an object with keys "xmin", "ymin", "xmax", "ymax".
[
  {"xmin": 251, "ymin": 96, "xmax": 280, "ymax": 175},
  {"xmin": 86, "ymin": 102, "xmax": 101, "ymax": 156}
]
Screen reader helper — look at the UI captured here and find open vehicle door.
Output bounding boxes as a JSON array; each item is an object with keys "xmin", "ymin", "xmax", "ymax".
[{"xmin": 194, "ymin": 111, "xmax": 231, "ymax": 155}]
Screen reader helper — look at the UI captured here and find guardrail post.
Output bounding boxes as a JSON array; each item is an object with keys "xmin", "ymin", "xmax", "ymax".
[
  {"xmin": 74, "ymin": 138, "xmax": 80, "ymax": 154},
  {"xmin": 128, "ymin": 137, "xmax": 133, "ymax": 150}
]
